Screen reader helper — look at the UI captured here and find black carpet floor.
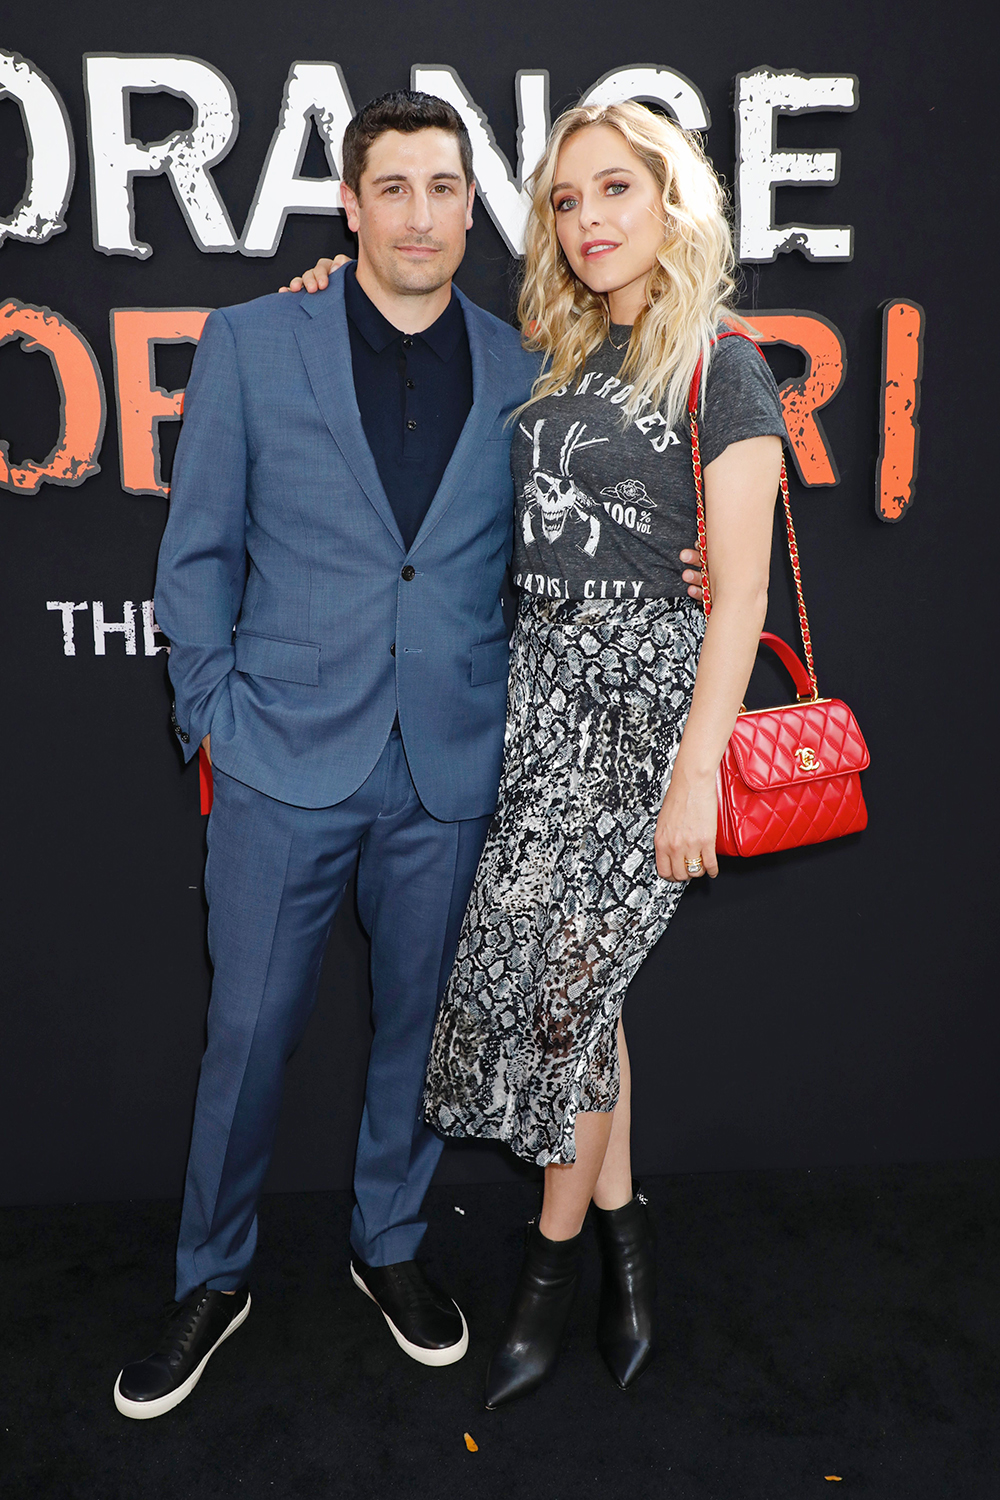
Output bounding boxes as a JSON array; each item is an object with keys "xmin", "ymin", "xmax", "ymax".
[{"xmin": 4, "ymin": 1161, "xmax": 999, "ymax": 1500}]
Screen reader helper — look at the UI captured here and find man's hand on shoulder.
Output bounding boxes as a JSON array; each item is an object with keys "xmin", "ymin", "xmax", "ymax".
[
  {"xmin": 278, "ymin": 256, "xmax": 352, "ymax": 294},
  {"xmin": 679, "ymin": 549, "xmax": 704, "ymax": 602}
]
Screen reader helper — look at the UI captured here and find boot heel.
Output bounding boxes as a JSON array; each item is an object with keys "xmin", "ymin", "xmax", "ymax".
[
  {"xmin": 484, "ymin": 1222, "xmax": 582, "ymax": 1409},
  {"xmin": 593, "ymin": 1191, "xmax": 656, "ymax": 1389}
]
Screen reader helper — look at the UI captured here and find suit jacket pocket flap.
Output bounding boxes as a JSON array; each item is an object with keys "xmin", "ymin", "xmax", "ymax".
[
  {"xmin": 470, "ymin": 638, "xmax": 509, "ymax": 687},
  {"xmin": 234, "ymin": 632, "xmax": 321, "ymax": 685}
]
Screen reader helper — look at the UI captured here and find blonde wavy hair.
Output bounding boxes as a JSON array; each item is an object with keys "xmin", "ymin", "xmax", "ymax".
[{"xmin": 518, "ymin": 101, "xmax": 748, "ymax": 427}]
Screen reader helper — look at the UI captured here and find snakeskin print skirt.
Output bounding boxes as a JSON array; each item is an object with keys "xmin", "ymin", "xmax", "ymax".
[{"xmin": 423, "ymin": 592, "xmax": 706, "ymax": 1166}]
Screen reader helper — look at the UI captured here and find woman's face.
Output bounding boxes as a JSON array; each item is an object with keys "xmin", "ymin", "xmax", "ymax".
[{"xmin": 551, "ymin": 124, "xmax": 665, "ymax": 324}]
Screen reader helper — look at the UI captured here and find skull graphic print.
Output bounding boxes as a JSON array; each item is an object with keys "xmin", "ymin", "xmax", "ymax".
[
  {"xmin": 510, "ymin": 328, "xmax": 788, "ymax": 602},
  {"xmin": 519, "ymin": 418, "xmax": 610, "ymax": 558}
]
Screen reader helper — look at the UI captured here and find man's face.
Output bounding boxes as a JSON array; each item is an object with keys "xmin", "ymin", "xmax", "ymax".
[{"xmin": 341, "ymin": 128, "xmax": 475, "ymax": 297}]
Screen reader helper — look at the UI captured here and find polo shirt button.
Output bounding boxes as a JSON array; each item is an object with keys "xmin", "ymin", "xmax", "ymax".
[
  {"xmin": 401, "ymin": 565, "xmax": 415, "ymax": 581},
  {"xmin": 406, "ymin": 419, "xmax": 417, "ymax": 430}
]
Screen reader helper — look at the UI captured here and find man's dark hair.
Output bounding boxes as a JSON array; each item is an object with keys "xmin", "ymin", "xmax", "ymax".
[{"xmin": 342, "ymin": 90, "xmax": 474, "ymax": 195}]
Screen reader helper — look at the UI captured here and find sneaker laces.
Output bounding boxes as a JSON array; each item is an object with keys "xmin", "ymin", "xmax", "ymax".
[
  {"xmin": 157, "ymin": 1289, "xmax": 212, "ymax": 1358},
  {"xmin": 388, "ymin": 1265, "xmax": 443, "ymax": 1315}
]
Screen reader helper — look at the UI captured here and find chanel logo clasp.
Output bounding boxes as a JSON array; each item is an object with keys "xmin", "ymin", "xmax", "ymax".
[{"xmin": 794, "ymin": 746, "xmax": 821, "ymax": 773}]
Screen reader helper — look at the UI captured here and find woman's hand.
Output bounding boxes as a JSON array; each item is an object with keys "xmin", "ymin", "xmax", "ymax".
[
  {"xmin": 679, "ymin": 547, "xmax": 704, "ymax": 602},
  {"xmin": 278, "ymin": 255, "xmax": 352, "ymax": 293},
  {"xmin": 654, "ymin": 769, "xmax": 719, "ymax": 881}
]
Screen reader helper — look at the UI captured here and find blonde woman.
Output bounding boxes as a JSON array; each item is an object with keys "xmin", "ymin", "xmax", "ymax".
[
  {"xmin": 423, "ymin": 101, "xmax": 785, "ymax": 1408},
  {"xmin": 290, "ymin": 100, "xmax": 785, "ymax": 1407}
]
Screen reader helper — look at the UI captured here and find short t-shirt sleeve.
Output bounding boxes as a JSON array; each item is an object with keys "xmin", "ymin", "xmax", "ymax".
[{"xmin": 699, "ymin": 334, "xmax": 787, "ymax": 467}]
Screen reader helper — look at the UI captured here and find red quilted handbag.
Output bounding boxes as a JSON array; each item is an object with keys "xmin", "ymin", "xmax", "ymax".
[{"xmin": 689, "ymin": 332, "xmax": 870, "ymax": 857}]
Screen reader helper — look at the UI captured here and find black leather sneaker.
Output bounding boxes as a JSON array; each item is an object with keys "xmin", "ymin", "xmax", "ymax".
[
  {"xmin": 350, "ymin": 1258, "xmax": 468, "ymax": 1366},
  {"xmin": 114, "ymin": 1285, "xmax": 251, "ymax": 1419}
]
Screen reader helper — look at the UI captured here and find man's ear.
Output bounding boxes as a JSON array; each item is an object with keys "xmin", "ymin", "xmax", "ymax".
[
  {"xmin": 465, "ymin": 180, "xmax": 476, "ymax": 232},
  {"xmin": 341, "ymin": 180, "xmax": 361, "ymax": 234}
]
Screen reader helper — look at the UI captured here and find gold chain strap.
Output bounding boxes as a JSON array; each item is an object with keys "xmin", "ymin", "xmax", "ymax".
[{"xmin": 688, "ymin": 337, "xmax": 820, "ymax": 701}]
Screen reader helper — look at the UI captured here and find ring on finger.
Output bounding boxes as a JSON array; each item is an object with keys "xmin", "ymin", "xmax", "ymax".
[{"xmin": 684, "ymin": 856, "xmax": 704, "ymax": 875}]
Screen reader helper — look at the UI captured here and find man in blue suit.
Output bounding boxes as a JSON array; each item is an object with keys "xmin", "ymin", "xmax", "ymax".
[
  {"xmin": 114, "ymin": 90, "xmax": 539, "ymax": 1420},
  {"xmin": 114, "ymin": 88, "xmax": 704, "ymax": 1419}
]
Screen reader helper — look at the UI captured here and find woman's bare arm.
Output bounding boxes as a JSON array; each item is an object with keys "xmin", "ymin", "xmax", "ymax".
[{"xmin": 654, "ymin": 434, "xmax": 782, "ymax": 882}]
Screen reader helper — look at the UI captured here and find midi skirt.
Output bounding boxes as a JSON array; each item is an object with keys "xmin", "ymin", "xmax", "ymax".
[{"xmin": 423, "ymin": 592, "xmax": 706, "ymax": 1166}]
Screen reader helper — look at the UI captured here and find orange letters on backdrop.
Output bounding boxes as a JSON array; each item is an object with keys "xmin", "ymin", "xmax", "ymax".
[
  {"xmin": 876, "ymin": 299, "xmax": 925, "ymax": 522},
  {"xmin": 110, "ymin": 308, "xmax": 210, "ymax": 496},
  {"xmin": 3, "ymin": 302, "xmax": 918, "ymax": 518},
  {"xmin": 0, "ymin": 300, "xmax": 106, "ymax": 494},
  {"xmin": 749, "ymin": 311, "xmax": 847, "ymax": 486}
]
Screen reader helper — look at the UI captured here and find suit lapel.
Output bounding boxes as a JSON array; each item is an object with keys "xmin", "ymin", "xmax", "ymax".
[
  {"xmin": 292, "ymin": 279, "xmax": 405, "ymax": 551},
  {"xmin": 408, "ymin": 290, "xmax": 506, "ymax": 557}
]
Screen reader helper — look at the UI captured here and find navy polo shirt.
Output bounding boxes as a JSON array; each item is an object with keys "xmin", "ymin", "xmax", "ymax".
[{"xmin": 344, "ymin": 265, "xmax": 474, "ymax": 552}]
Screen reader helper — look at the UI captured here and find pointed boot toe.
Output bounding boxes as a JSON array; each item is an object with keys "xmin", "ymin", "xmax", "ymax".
[
  {"xmin": 484, "ymin": 1222, "xmax": 581, "ymax": 1409},
  {"xmin": 599, "ymin": 1330, "xmax": 654, "ymax": 1390},
  {"xmin": 484, "ymin": 1341, "xmax": 547, "ymax": 1409},
  {"xmin": 594, "ymin": 1192, "xmax": 656, "ymax": 1390}
]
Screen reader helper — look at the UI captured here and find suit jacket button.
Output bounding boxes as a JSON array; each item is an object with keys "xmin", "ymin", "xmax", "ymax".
[{"xmin": 401, "ymin": 565, "xmax": 416, "ymax": 581}]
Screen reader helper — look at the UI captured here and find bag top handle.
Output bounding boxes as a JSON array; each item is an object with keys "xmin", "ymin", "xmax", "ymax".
[
  {"xmin": 687, "ymin": 329, "xmax": 820, "ymax": 701},
  {"xmin": 758, "ymin": 631, "xmax": 815, "ymax": 700}
]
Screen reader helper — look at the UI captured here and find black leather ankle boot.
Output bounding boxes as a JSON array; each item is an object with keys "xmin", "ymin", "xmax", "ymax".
[
  {"xmin": 593, "ymin": 1191, "xmax": 656, "ymax": 1389},
  {"xmin": 484, "ymin": 1221, "xmax": 582, "ymax": 1409}
]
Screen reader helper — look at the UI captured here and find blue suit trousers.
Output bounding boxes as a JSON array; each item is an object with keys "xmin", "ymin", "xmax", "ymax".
[{"xmin": 175, "ymin": 732, "xmax": 491, "ymax": 1299}]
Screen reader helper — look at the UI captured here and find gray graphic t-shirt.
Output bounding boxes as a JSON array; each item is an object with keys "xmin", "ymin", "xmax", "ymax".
[{"xmin": 511, "ymin": 329, "xmax": 787, "ymax": 601}]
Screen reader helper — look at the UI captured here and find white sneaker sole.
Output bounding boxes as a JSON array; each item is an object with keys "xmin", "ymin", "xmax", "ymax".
[
  {"xmin": 113, "ymin": 1293, "xmax": 252, "ymax": 1420},
  {"xmin": 350, "ymin": 1265, "xmax": 469, "ymax": 1366}
]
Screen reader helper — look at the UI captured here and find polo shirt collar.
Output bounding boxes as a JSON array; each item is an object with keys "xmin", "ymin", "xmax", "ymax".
[
  {"xmin": 418, "ymin": 293, "xmax": 465, "ymax": 362},
  {"xmin": 344, "ymin": 263, "xmax": 465, "ymax": 361}
]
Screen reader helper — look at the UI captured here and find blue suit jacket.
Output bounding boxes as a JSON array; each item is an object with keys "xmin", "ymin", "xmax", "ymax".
[{"xmin": 154, "ymin": 272, "xmax": 540, "ymax": 819}]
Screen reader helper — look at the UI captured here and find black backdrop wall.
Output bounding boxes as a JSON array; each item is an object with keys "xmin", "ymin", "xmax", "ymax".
[{"xmin": 2, "ymin": 0, "xmax": 997, "ymax": 1207}]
